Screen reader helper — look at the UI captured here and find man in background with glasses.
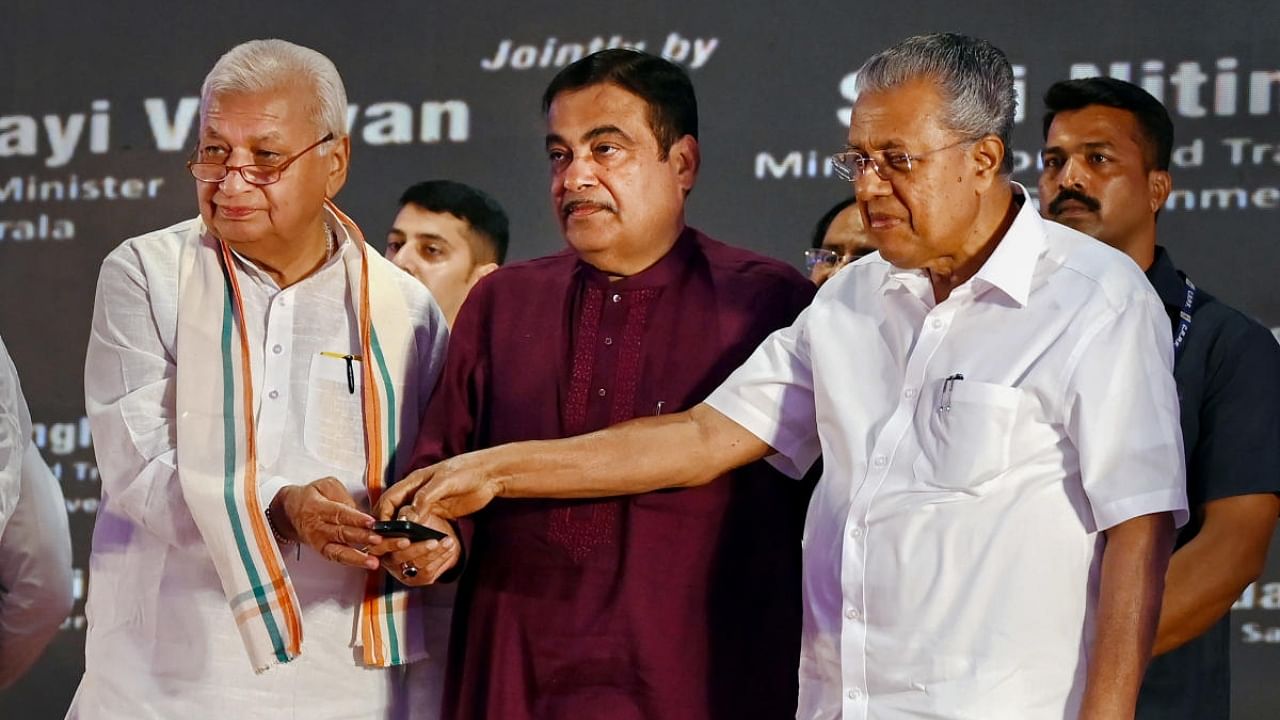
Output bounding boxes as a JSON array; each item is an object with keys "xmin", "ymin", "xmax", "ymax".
[
  {"xmin": 390, "ymin": 33, "xmax": 1187, "ymax": 719},
  {"xmin": 71, "ymin": 40, "xmax": 449, "ymax": 719},
  {"xmin": 805, "ymin": 197, "xmax": 875, "ymax": 286}
]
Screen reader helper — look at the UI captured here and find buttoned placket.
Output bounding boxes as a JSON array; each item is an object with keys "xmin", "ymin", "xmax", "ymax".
[
  {"xmin": 838, "ymin": 284, "xmax": 965, "ymax": 718},
  {"xmin": 255, "ymin": 281, "xmax": 295, "ymax": 470},
  {"xmin": 591, "ymin": 290, "xmax": 627, "ymax": 408}
]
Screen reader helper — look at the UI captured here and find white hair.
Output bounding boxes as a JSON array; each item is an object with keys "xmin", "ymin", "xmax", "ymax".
[
  {"xmin": 856, "ymin": 33, "xmax": 1017, "ymax": 173},
  {"xmin": 201, "ymin": 39, "xmax": 348, "ymax": 149}
]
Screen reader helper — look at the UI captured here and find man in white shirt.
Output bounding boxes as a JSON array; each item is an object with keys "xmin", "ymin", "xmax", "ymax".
[
  {"xmin": 384, "ymin": 33, "xmax": 1188, "ymax": 720},
  {"xmin": 70, "ymin": 40, "xmax": 449, "ymax": 719},
  {"xmin": 0, "ymin": 336, "xmax": 74, "ymax": 689}
]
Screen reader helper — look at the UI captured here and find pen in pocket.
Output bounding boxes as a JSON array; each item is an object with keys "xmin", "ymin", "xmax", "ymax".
[
  {"xmin": 938, "ymin": 373, "xmax": 964, "ymax": 413},
  {"xmin": 320, "ymin": 351, "xmax": 363, "ymax": 394}
]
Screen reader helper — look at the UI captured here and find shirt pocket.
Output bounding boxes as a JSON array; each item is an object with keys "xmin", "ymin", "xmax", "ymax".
[
  {"xmin": 914, "ymin": 380, "xmax": 1022, "ymax": 492},
  {"xmin": 303, "ymin": 352, "xmax": 368, "ymax": 472}
]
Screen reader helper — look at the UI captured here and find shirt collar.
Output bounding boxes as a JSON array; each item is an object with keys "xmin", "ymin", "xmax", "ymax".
[
  {"xmin": 879, "ymin": 182, "xmax": 1046, "ymax": 308},
  {"xmin": 1144, "ymin": 246, "xmax": 1185, "ymax": 309},
  {"xmin": 969, "ymin": 183, "xmax": 1045, "ymax": 308},
  {"xmin": 576, "ymin": 225, "xmax": 696, "ymax": 290}
]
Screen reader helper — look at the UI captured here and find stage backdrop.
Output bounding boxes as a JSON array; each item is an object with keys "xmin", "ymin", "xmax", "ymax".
[{"xmin": 3, "ymin": 1, "xmax": 1279, "ymax": 717}]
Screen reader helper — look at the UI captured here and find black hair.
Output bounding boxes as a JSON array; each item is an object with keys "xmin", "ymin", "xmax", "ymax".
[
  {"xmin": 811, "ymin": 198, "xmax": 858, "ymax": 249},
  {"xmin": 542, "ymin": 48, "xmax": 697, "ymax": 158},
  {"xmin": 1042, "ymin": 77, "xmax": 1174, "ymax": 171},
  {"xmin": 397, "ymin": 180, "xmax": 510, "ymax": 264}
]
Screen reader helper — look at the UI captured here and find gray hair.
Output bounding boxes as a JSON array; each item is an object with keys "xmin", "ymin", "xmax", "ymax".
[
  {"xmin": 201, "ymin": 39, "xmax": 348, "ymax": 150},
  {"xmin": 855, "ymin": 33, "xmax": 1016, "ymax": 173}
]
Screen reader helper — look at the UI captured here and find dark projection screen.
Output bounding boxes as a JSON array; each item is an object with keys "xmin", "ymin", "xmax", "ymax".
[{"xmin": 2, "ymin": 1, "xmax": 1278, "ymax": 717}]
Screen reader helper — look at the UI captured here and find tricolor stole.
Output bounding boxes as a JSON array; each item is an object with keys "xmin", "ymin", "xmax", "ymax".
[{"xmin": 175, "ymin": 200, "xmax": 423, "ymax": 672}]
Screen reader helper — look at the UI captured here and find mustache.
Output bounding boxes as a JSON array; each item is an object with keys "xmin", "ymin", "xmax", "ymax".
[
  {"xmin": 1047, "ymin": 189, "xmax": 1101, "ymax": 215},
  {"xmin": 561, "ymin": 198, "xmax": 617, "ymax": 216}
]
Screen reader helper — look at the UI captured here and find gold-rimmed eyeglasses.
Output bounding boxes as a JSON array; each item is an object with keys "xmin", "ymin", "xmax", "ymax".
[
  {"xmin": 830, "ymin": 137, "xmax": 978, "ymax": 184},
  {"xmin": 188, "ymin": 132, "xmax": 335, "ymax": 186}
]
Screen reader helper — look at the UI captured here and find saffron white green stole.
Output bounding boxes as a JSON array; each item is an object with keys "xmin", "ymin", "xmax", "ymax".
[{"xmin": 175, "ymin": 200, "xmax": 422, "ymax": 672}]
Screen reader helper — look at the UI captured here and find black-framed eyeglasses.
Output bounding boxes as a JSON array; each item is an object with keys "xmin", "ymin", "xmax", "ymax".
[
  {"xmin": 829, "ymin": 137, "xmax": 977, "ymax": 184},
  {"xmin": 804, "ymin": 247, "xmax": 871, "ymax": 273},
  {"xmin": 187, "ymin": 132, "xmax": 335, "ymax": 186}
]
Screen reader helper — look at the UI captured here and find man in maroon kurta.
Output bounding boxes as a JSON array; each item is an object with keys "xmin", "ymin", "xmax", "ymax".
[{"xmin": 384, "ymin": 50, "xmax": 815, "ymax": 719}]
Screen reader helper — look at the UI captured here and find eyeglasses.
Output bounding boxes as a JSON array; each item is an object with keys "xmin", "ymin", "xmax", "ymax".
[
  {"xmin": 188, "ymin": 133, "xmax": 335, "ymax": 185},
  {"xmin": 829, "ymin": 137, "xmax": 977, "ymax": 184},
  {"xmin": 804, "ymin": 248, "xmax": 870, "ymax": 273}
]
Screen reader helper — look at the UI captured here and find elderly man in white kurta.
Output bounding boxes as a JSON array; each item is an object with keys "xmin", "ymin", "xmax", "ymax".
[
  {"xmin": 385, "ymin": 34, "xmax": 1189, "ymax": 720},
  {"xmin": 69, "ymin": 40, "xmax": 450, "ymax": 719}
]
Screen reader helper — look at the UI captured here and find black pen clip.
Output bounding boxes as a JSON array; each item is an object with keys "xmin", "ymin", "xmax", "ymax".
[
  {"xmin": 938, "ymin": 373, "xmax": 964, "ymax": 413},
  {"xmin": 344, "ymin": 354, "xmax": 355, "ymax": 394}
]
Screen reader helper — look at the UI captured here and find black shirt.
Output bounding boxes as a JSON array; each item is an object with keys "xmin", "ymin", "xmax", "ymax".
[{"xmin": 1136, "ymin": 247, "xmax": 1280, "ymax": 720}]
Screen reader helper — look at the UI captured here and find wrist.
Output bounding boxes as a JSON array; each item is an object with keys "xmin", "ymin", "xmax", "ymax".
[
  {"xmin": 479, "ymin": 444, "xmax": 517, "ymax": 499},
  {"xmin": 267, "ymin": 487, "xmax": 299, "ymax": 543}
]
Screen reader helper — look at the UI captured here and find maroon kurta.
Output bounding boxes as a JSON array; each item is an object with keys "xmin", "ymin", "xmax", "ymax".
[{"xmin": 412, "ymin": 228, "xmax": 815, "ymax": 720}]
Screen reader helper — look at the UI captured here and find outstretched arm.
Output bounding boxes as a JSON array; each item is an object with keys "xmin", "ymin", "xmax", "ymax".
[{"xmin": 378, "ymin": 402, "xmax": 772, "ymax": 522}]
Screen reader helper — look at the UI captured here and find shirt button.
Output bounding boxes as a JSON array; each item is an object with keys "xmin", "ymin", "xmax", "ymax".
[
  {"xmin": 873, "ymin": 455, "xmax": 887, "ymax": 467},
  {"xmin": 904, "ymin": 387, "xmax": 916, "ymax": 399},
  {"xmin": 845, "ymin": 607, "xmax": 859, "ymax": 620},
  {"xmin": 272, "ymin": 344, "xmax": 283, "ymax": 354},
  {"xmin": 931, "ymin": 318, "xmax": 944, "ymax": 329},
  {"xmin": 611, "ymin": 293, "xmax": 622, "ymax": 303},
  {"xmin": 847, "ymin": 689, "xmax": 860, "ymax": 700},
  {"xmin": 268, "ymin": 390, "xmax": 280, "ymax": 400},
  {"xmin": 603, "ymin": 337, "xmax": 614, "ymax": 346},
  {"xmin": 597, "ymin": 388, "xmax": 607, "ymax": 397},
  {"xmin": 849, "ymin": 527, "xmax": 862, "ymax": 539}
]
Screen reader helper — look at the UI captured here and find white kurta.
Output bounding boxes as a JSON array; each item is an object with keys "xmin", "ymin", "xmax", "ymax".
[
  {"xmin": 0, "ymin": 337, "xmax": 74, "ymax": 689},
  {"xmin": 70, "ymin": 217, "xmax": 450, "ymax": 720},
  {"xmin": 706, "ymin": 187, "xmax": 1189, "ymax": 720}
]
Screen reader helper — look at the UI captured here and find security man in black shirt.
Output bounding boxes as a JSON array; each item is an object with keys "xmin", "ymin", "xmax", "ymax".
[{"xmin": 1037, "ymin": 76, "xmax": 1280, "ymax": 720}]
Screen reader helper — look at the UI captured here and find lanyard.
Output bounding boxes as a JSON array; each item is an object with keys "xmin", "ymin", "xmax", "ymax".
[{"xmin": 1173, "ymin": 277, "xmax": 1196, "ymax": 363}]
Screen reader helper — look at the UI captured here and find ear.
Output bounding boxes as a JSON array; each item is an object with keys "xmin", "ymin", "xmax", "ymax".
[
  {"xmin": 970, "ymin": 135, "xmax": 1005, "ymax": 192},
  {"xmin": 1147, "ymin": 169, "xmax": 1172, "ymax": 213},
  {"xmin": 471, "ymin": 262, "xmax": 500, "ymax": 282},
  {"xmin": 325, "ymin": 134, "xmax": 352, "ymax": 199},
  {"xmin": 669, "ymin": 135, "xmax": 700, "ymax": 193}
]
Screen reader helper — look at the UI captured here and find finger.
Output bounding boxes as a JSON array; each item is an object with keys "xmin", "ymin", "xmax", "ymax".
[
  {"xmin": 421, "ymin": 513, "xmax": 454, "ymax": 537},
  {"xmin": 384, "ymin": 547, "xmax": 455, "ymax": 586},
  {"xmin": 412, "ymin": 486, "xmax": 447, "ymax": 521},
  {"xmin": 317, "ymin": 521, "xmax": 382, "ymax": 548},
  {"xmin": 381, "ymin": 554, "xmax": 429, "ymax": 587},
  {"xmin": 308, "ymin": 498, "xmax": 375, "ymax": 529},
  {"xmin": 391, "ymin": 569, "xmax": 428, "ymax": 587},
  {"xmin": 396, "ymin": 504, "xmax": 420, "ymax": 524},
  {"xmin": 385, "ymin": 537, "xmax": 456, "ymax": 568},
  {"xmin": 321, "ymin": 542, "xmax": 379, "ymax": 570},
  {"xmin": 377, "ymin": 470, "xmax": 432, "ymax": 521},
  {"xmin": 366, "ymin": 538, "xmax": 412, "ymax": 557},
  {"xmin": 314, "ymin": 477, "xmax": 361, "ymax": 509},
  {"xmin": 421, "ymin": 547, "xmax": 460, "ymax": 582}
]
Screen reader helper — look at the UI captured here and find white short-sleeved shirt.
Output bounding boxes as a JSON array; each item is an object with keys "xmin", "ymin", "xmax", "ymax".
[
  {"xmin": 71, "ymin": 217, "xmax": 450, "ymax": 720},
  {"xmin": 706, "ymin": 187, "xmax": 1188, "ymax": 720}
]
